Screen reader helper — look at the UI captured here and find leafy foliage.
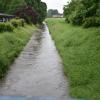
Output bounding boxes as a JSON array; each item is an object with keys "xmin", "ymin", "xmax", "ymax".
[
  {"xmin": 0, "ymin": 22, "xmax": 14, "ymax": 32},
  {"xmin": 15, "ymin": 6, "xmax": 38, "ymax": 24},
  {"xmin": 0, "ymin": 0, "xmax": 47, "ymax": 24},
  {"xmin": 0, "ymin": 18, "xmax": 25, "ymax": 32},
  {"xmin": 25, "ymin": 0, "xmax": 47, "ymax": 23},
  {"xmin": 64, "ymin": 0, "xmax": 100, "ymax": 27},
  {"xmin": 47, "ymin": 9, "xmax": 59, "ymax": 18},
  {"xmin": 10, "ymin": 19, "xmax": 25, "ymax": 27}
]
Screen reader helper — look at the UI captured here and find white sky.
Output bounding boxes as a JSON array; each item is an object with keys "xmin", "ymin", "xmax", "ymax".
[{"xmin": 41, "ymin": 0, "xmax": 70, "ymax": 13}]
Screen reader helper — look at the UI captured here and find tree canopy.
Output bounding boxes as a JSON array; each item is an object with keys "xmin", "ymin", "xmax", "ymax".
[
  {"xmin": 64, "ymin": 0, "xmax": 100, "ymax": 27},
  {"xmin": 47, "ymin": 9, "xmax": 59, "ymax": 18},
  {"xmin": 0, "ymin": 0, "xmax": 47, "ymax": 24}
]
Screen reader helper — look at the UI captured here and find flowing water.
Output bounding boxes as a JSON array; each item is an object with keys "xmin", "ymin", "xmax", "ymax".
[{"xmin": 0, "ymin": 23, "xmax": 68, "ymax": 97}]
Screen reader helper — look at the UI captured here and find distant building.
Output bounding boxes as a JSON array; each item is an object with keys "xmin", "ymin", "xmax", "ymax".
[
  {"xmin": 0, "ymin": 13, "xmax": 15, "ymax": 22},
  {"xmin": 47, "ymin": 9, "xmax": 63, "ymax": 18},
  {"xmin": 52, "ymin": 14, "xmax": 63, "ymax": 18}
]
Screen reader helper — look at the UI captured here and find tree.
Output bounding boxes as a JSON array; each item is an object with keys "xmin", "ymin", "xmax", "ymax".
[
  {"xmin": 0, "ymin": 0, "xmax": 12, "ymax": 13},
  {"xmin": 64, "ymin": 0, "xmax": 100, "ymax": 27},
  {"xmin": 37, "ymin": 2, "xmax": 47, "ymax": 23},
  {"xmin": 0, "ymin": 0, "xmax": 47, "ymax": 24},
  {"xmin": 47, "ymin": 9, "xmax": 59, "ymax": 18},
  {"xmin": 8, "ymin": 0, "xmax": 26, "ymax": 14},
  {"xmin": 15, "ymin": 6, "xmax": 38, "ymax": 24},
  {"xmin": 25, "ymin": 0, "xmax": 47, "ymax": 23}
]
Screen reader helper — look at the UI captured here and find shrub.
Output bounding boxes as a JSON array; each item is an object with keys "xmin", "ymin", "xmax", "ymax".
[
  {"xmin": 10, "ymin": 19, "xmax": 25, "ymax": 28},
  {"xmin": 0, "ymin": 23, "xmax": 6, "ymax": 32},
  {"xmin": 5, "ymin": 23, "xmax": 14, "ymax": 32},
  {"xmin": 0, "ymin": 22, "xmax": 14, "ymax": 32},
  {"xmin": 83, "ymin": 17, "xmax": 100, "ymax": 28},
  {"xmin": 10, "ymin": 19, "xmax": 19, "ymax": 28},
  {"xmin": 65, "ymin": 17, "xmax": 70, "ymax": 23},
  {"xmin": 95, "ymin": 17, "xmax": 100, "ymax": 26},
  {"xmin": 68, "ymin": 12, "xmax": 83, "ymax": 25},
  {"xmin": 83, "ymin": 17, "xmax": 95, "ymax": 28},
  {"xmin": 20, "ymin": 19, "xmax": 25, "ymax": 27},
  {"xmin": 71, "ymin": 16, "xmax": 83, "ymax": 25}
]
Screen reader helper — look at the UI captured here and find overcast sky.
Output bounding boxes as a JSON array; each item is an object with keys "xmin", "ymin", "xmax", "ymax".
[{"xmin": 41, "ymin": 0, "xmax": 70, "ymax": 13}]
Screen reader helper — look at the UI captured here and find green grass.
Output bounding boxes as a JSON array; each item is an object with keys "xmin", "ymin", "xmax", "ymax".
[
  {"xmin": 0, "ymin": 24, "xmax": 36, "ymax": 78},
  {"xmin": 46, "ymin": 18, "xmax": 100, "ymax": 100}
]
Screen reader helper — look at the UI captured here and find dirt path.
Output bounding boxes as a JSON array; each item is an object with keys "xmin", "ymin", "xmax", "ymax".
[{"xmin": 0, "ymin": 24, "xmax": 69, "ymax": 97}]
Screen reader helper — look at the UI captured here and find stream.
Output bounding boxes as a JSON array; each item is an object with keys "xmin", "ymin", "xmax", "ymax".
[{"xmin": 0, "ymin": 23, "xmax": 68, "ymax": 97}]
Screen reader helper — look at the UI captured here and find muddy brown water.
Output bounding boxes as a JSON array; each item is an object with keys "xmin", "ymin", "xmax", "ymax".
[{"xmin": 0, "ymin": 23, "xmax": 69, "ymax": 97}]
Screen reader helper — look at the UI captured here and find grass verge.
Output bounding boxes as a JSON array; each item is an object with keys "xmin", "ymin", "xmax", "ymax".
[
  {"xmin": 0, "ymin": 24, "xmax": 36, "ymax": 78},
  {"xmin": 46, "ymin": 18, "xmax": 100, "ymax": 100}
]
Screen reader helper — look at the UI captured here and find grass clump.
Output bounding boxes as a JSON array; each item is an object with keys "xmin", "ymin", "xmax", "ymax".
[
  {"xmin": 0, "ymin": 22, "xmax": 14, "ymax": 32},
  {"xmin": 10, "ymin": 18, "xmax": 25, "ymax": 28},
  {"xmin": 0, "ymin": 18, "xmax": 25, "ymax": 32},
  {"xmin": 46, "ymin": 18, "xmax": 100, "ymax": 100},
  {"xmin": 0, "ymin": 24, "xmax": 36, "ymax": 78}
]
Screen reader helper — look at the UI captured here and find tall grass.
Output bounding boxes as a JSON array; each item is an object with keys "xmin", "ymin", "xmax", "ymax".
[
  {"xmin": 0, "ymin": 24, "xmax": 36, "ymax": 78},
  {"xmin": 46, "ymin": 18, "xmax": 100, "ymax": 100}
]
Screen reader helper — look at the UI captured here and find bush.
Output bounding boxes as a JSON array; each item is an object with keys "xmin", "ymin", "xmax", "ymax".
[
  {"xmin": 0, "ymin": 23, "xmax": 6, "ymax": 32},
  {"xmin": 10, "ymin": 19, "xmax": 25, "ymax": 28},
  {"xmin": 0, "ymin": 18, "xmax": 25, "ymax": 33},
  {"xmin": 95, "ymin": 17, "xmax": 100, "ymax": 26},
  {"xmin": 83, "ymin": 17, "xmax": 100, "ymax": 28},
  {"xmin": 5, "ymin": 23, "xmax": 14, "ymax": 32},
  {"xmin": 67, "ymin": 12, "xmax": 83, "ymax": 25},
  {"xmin": 65, "ymin": 17, "xmax": 70, "ymax": 23},
  {"xmin": 71, "ymin": 16, "xmax": 83, "ymax": 25},
  {"xmin": 83, "ymin": 17, "xmax": 95, "ymax": 28},
  {"xmin": 10, "ymin": 19, "xmax": 20, "ymax": 28},
  {"xmin": 0, "ymin": 22, "xmax": 14, "ymax": 32},
  {"xmin": 20, "ymin": 19, "xmax": 25, "ymax": 27}
]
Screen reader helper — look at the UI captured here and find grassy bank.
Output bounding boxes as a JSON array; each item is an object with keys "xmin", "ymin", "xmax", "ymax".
[
  {"xmin": 46, "ymin": 18, "xmax": 100, "ymax": 100},
  {"xmin": 0, "ymin": 24, "xmax": 36, "ymax": 78}
]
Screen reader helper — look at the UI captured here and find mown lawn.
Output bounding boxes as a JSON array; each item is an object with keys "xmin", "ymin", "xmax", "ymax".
[
  {"xmin": 46, "ymin": 18, "xmax": 100, "ymax": 100},
  {"xmin": 0, "ymin": 24, "xmax": 36, "ymax": 78}
]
